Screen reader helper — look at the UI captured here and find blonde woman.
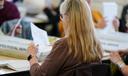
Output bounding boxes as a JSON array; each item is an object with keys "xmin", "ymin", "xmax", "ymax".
[
  {"xmin": 58, "ymin": 0, "xmax": 106, "ymax": 37},
  {"xmin": 27, "ymin": 0, "xmax": 103, "ymax": 76}
]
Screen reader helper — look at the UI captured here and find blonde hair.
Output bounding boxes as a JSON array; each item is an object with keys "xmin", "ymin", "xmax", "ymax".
[{"xmin": 60, "ymin": 0, "xmax": 102, "ymax": 63}]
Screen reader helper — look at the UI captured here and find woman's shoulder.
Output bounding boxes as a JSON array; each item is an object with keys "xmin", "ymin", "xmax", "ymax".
[
  {"xmin": 50, "ymin": 38, "xmax": 68, "ymax": 54},
  {"xmin": 53, "ymin": 38, "xmax": 67, "ymax": 47}
]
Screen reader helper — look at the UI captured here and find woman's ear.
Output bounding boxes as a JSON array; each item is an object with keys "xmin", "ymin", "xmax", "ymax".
[{"xmin": 60, "ymin": 16, "xmax": 63, "ymax": 21}]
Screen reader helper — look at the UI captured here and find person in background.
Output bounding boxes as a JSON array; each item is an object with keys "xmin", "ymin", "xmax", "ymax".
[
  {"xmin": 1, "ymin": 19, "xmax": 33, "ymax": 40},
  {"xmin": 87, "ymin": 0, "xmax": 119, "ymax": 30},
  {"xmin": 27, "ymin": 0, "xmax": 103, "ymax": 76},
  {"xmin": 87, "ymin": 0, "xmax": 107, "ymax": 29},
  {"xmin": 0, "ymin": 0, "xmax": 20, "ymax": 26},
  {"xmin": 43, "ymin": 0, "xmax": 63, "ymax": 37},
  {"xmin": 110, "ymin": 51, "xmax": 128, "ymax": 76},
  {"xmin": 113, "ymin": 4, "xmax": 128, "ymax": 32}
]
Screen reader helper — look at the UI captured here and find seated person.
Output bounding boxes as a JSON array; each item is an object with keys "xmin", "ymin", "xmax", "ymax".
[
  {"xmin": 27, "ymin": 0, "xmax": 105, "ymax": 76},
  {"xmin": 59, "ymin": 0, "xmax": 107, "ymax": 36},
  {"xmin": 87, "ymin": 0, "xmax": 107, "ymax": 29},
  {"xmin": 43, "ymin": 0, "xmax": 63, "ymax": 37},
  {"xmin": 0, "ymin": 0, "xmax": 20, "ymax": 26},
  {"xmin": 92, "ymin": 9, "xmax": 106, "ymax": 28},
  {"xmin": 114, "ymin": 4, "xmax": 128, "ymax": 32}
]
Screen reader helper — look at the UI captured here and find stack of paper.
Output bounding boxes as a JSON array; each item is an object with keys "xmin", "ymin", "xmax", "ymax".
[
  {"xmin": 0, "ymin": 60, "xmax": 30, "ymax": 71},
  {"xmin": 0, "ymin": 23, "xmax": 50, "ymax": 60},
  {"xmin": 95, "ymin": 29, "xmax": 128, "ymax": 51},
  {"xmin": 0, "ymin": 35, "xmax": 31, "ymax": 59}
]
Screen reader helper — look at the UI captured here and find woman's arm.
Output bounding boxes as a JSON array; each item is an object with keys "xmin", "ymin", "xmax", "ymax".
[
  {"xmin": 27, "ymin": 43, "xmax": 38, "ymax": 66},
  {"xmin": 27, "ymin": 40, "xmax": 68, "ymax": 76},
  {"xmin": 110, "ymin": 52, "xmax": 128, "ymax": 76},
  {"xmin": 121, "ymin": 65, "xmax": 128, "ymax": 76}
]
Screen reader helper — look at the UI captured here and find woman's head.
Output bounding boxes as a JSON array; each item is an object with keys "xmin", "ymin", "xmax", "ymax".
[
  {"xmin": 60, "ymin": 0, "xmax": 102, "ymax": 63},
  {"xmin": 60, "ymin": 0, "xmax": 94, "ymax": 36}
]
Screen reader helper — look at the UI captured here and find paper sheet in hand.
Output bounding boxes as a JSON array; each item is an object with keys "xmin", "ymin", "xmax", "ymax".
[
  {"xmin": 102, "ymin": 2, "xmax": 118, "ymax": 33},
  {"xmin": 31, "ymin": 23, "xmax": 49, "ymax": 53}
]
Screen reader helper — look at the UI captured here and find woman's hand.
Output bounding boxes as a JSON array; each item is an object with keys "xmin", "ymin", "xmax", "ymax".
[
  {"xmin": 27, "ymin": 43, "xmax": 38, "ymax": 56},
  {"xmin": 110, "ymin": 52, "xmax": 122, "ymax": 65},
  {"xmin": 110, "ymin": 52, "xmax": 128, "ymax": 76},
  {"xmin": 112, "ymin": 17, "xmax": 120, "ymax": 31},
  {"xmin": 27, "ymin": 43, "xmax": 39, "ymax": 66},
  {"xmin": 96, "ymin": 18, "xmax": 107, "ymax": 29}
]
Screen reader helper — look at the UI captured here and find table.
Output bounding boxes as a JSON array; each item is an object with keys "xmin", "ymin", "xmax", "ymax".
[
  {"xmin": 0, "ymin": 52, "xmax": 110, "ymax": 76},
  {"xmin": 0, "ymin": 56, "xmax": 30, "ymax": 76},
  {"xmin": 0, "ymin": 56, "xmax": 18, "ymax": 60}
]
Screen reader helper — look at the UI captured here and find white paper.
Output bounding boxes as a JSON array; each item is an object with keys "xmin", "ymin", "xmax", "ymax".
[
  {"xmin": 6, "ymin": 60, "xmax": 30, "ymax": 71},
  {"xmin": 0, "ymin": 70, "xmax": 6, "ymax": 74},
  {"xmin": 0, "ymin": 29, "xmax": 4, "ymax": 35},
  {"xmin": 102, "ymin": 2, "xmax": 118, "ymax": 33},
  {"xmin": 95, "ymin": 29, "xmax": 128, "ymax": 43},
  {"xmin": 100, "ymin": 39, "xmax": 128, "ymax": 51},
  {"xmin": 0, "ymin": 60, "xmax": 29, "ymax": 71},
  {"xmin": 31, "ymin": 23, "xmax": 49, "ymax": 53},
  {"xmin": 95, "ymin": 29, "xmax": 128, "ymax": 51},
  {"xmin": 0, "ymin": 62, "xmax": 8, "ymax": 67}
]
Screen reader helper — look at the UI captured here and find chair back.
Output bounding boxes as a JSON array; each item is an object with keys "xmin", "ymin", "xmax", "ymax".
[{"xmin": 59, "ymin": 63, "xmax": 111, "ymax": 76}]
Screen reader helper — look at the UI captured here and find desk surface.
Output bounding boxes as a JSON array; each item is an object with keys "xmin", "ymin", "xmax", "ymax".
[
  {"xmin": 0, "ymin": 55, "xmax": 27, "ymax": 75},
  {"xmin": 0, "ymin": 55, "xmax": 29, "ymax": 75},
  {"xmin": 0, "ymin": 48, "xmax": 110, "ymax": 75},
  {"xmin": 0, "ymin": 56, "xmax": 18, "ymax": 60}
]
